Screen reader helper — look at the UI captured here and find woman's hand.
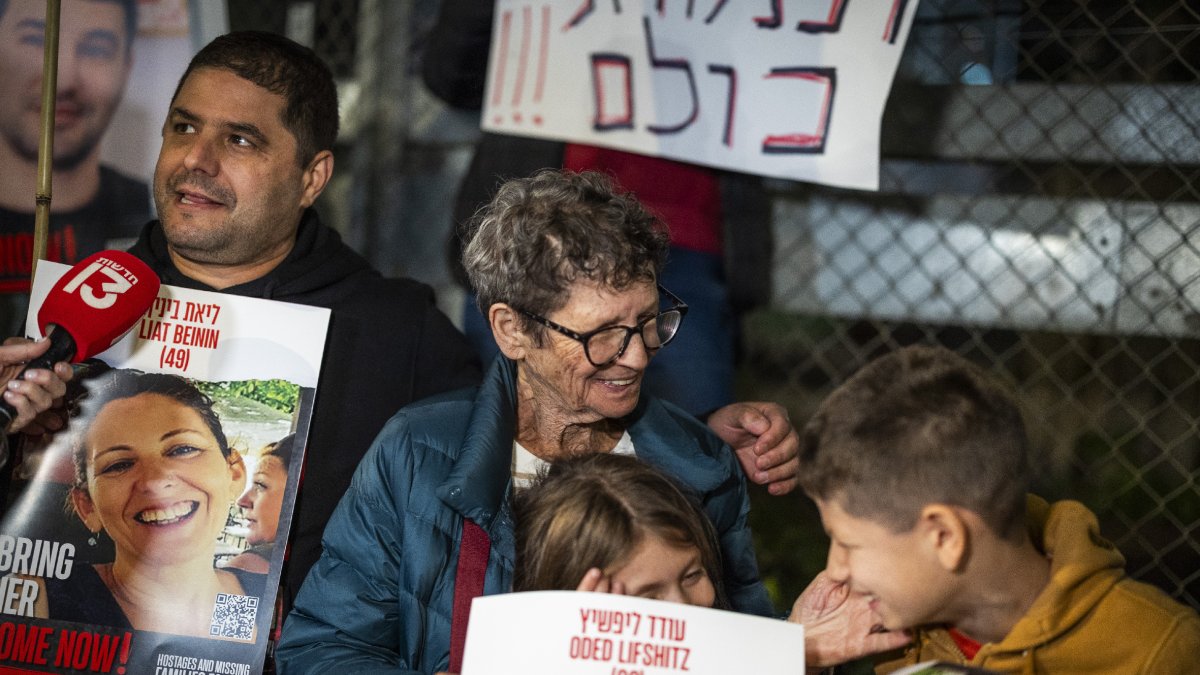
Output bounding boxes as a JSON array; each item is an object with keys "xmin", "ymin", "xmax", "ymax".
[
  {"xmin": 706, "ymin": 401, "xmax": 800, "ymax": 495},
  {"xmin": 576, "ymin": 567, "xmax": 627, "ymax": 596},
  {"xmin": 0, "ymin": 337, "xmax": 73, "ymax": 434},
  {"xmin": 789, "ymin": 571, "xmax": 911, "ymax": 669}
]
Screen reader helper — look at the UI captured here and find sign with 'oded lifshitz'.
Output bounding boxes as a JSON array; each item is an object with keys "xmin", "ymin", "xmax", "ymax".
[{"xmin": 461, "ymin": 591, "xmax": 806, "ymax": 674}]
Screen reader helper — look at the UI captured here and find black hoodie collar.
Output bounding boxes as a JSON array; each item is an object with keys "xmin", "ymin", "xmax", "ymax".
[{"xmin": 129, "ymin": 208, "xmax": 372, "ymax": 300}]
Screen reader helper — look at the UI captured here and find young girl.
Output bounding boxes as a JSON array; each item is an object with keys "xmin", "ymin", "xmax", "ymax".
[
  {"xmin": 503, "ymin": 453, "xmax": 909, "ymax": 675},
  {"xmin": 512, "ymin": 452, "xmax": 727, "ymax": 609}
]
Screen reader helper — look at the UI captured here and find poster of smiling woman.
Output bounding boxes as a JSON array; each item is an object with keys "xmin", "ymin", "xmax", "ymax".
[{"xmin": 0, "ymin": 261, "xmax": 328, "ymax": 675}]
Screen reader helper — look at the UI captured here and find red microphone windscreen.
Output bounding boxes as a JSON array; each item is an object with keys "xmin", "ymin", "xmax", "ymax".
[{"xmin": 37, "ymin": 251, "xmax": 162, "ymax": 361}]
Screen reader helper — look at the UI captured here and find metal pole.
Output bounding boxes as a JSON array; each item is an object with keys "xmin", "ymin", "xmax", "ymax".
[{"xmin": 32, "ymin": 0, "xmax": 61, "ymax": 278}]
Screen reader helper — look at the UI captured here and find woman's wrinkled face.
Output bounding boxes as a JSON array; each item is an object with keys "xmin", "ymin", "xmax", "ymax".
[
  {"xmin": 236, "ymin": 454, "xmax": 287, "ymax": 545},
  {"xmin": 72, "ymin": 393, "xmax": 243, "ymax": 567},
  {"xmin": 520, "ymin": 279, "xmax": 659, "ymax": 425}
]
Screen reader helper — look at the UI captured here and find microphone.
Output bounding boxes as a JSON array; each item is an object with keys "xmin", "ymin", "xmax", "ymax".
[{"xmin": 0, "ymin": 250, "xmax": 161, "ymax": 429}]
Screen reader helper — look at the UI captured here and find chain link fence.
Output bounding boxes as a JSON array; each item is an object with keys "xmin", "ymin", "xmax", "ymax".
[
  {"xmin": 752, "ymin": 0, "xmax": 1200, "ymax": 611},
  {"xmin": 229, "ymin": 1, "xmax": 1199, "ymax": 612},
  {"xmin": 230, "ymin": 0, "xmax": 474, "ymax": 306}
]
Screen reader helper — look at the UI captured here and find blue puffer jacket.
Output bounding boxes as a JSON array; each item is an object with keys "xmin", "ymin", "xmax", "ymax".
[{"xmin": 277, "ymin": 358, "xmax": 771, "ymax": 674}]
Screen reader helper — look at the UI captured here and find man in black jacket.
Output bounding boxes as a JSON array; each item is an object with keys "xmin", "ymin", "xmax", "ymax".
[{"xmin": 128, "ymin": 31, "xmax": 484, "ymax": 610}]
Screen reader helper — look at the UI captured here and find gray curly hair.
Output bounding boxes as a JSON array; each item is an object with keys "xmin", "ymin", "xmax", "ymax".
[{"xmin": 461, "ymin": 169, "xmax": 670, "ymax": 340}]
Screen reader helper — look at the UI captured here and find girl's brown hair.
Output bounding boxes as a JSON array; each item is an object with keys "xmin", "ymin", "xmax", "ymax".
[{"xmin": 512, "ymin": 453, "xmax": 728, "ymax": 608}]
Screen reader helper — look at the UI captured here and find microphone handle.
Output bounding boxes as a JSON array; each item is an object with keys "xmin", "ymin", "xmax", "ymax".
[{"xmin": 0, "ymin": 328, "xmax": 77, "ymax": 430}]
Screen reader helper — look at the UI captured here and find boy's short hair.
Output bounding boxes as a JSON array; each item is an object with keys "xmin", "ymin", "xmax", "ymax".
[{"xmin": 798, "ymin": 344, "xmax": 1030, "ymax": 539}]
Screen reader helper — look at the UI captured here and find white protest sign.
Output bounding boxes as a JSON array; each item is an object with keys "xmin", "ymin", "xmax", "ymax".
[
  {"xmin": 481, "ymin": 0, "xmax": 919, "ymax": 191},
  {"xmin": 461, "ymin": 591, "xmax": 805, "ymax": 674}
]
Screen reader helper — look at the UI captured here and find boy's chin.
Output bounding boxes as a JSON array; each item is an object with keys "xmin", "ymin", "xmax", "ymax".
[
  {"xmin": 867, "ymin": 598, "xmax": 902, "ymax": 630},
  {"xmin": 875, "ymin": 608, "xmax": 929, "ymax": 634}
]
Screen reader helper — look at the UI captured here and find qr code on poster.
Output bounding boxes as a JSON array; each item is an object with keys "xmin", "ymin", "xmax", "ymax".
[{"xmin": 210, "ymin": 593, "xmax": 259, "ymax": 640}]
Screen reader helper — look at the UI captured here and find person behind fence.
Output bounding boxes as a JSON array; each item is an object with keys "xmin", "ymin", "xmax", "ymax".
[
  {"xmin": 29, "ymin": 370, "xmax": 265, "ymax": 637},
  {"xmin": 796, "ymin": 344, "xmax": 1200, "ymax": 674},
  {"xmin": 226, "ymin": 432, "xmax": 296, "ymax": 575}
]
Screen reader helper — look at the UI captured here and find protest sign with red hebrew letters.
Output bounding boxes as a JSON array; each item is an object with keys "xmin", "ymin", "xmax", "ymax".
[
  {"xmin": 0, "ymin": 261, "xmax": 329, "ymax": 675},
  {"xmin": 480, "ymin": 0, "xmax": 919, "ymax": 191},
  {"xmin": 461, "ymin": 591, "xmax": 806, "ymax": 674}
]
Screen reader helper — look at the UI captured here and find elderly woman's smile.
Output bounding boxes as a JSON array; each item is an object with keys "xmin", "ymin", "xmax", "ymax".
[{"xmin": 517, "ymin": 279, "xmax": 658, "ymax": 429}]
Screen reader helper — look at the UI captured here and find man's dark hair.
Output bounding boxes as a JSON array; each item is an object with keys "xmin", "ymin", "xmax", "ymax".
[
  {"xmin": 0, "ymin": 0, "xmax": 138, "ymax": 52},
  {"xmin": 171, "ymin": 30, "xmax": 338, "ymax": 166},
  {"xmin": 798, "ymin": 345, "xmax": 1032, "ymax": 540}
]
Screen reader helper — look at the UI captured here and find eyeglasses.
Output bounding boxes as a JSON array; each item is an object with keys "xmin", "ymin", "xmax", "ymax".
[{"xmin": 516, "ymin": 285, "xmax": 689, "ymax": 368}]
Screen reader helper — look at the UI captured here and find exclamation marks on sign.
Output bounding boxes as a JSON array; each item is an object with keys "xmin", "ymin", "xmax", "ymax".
[
  {"xmin": 882, "ymin": 0, "xmax": 911, "ymax": 43},
  {"xmin": 491, "ymin": 4, "xmax": 553, "ymax": 127}
]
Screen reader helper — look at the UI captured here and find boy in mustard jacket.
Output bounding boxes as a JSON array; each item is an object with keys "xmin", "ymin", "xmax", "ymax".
[{"xmin": 798, "ymin": 345, "xmax": 1200, "ymax": 674}]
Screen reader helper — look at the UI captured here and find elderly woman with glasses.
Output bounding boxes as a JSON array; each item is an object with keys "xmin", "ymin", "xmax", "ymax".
[{"xmin": 279, "ymin": 169, "xmax": 803, "ymax": 673}]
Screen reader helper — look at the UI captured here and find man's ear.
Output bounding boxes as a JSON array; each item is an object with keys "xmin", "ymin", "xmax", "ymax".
[
  {"xmin": 70, "ymin": 488, "xmax": 102, "ymax": 534},
  {"xmin": 299, "ymin": 150, "xmax": 334, "ymax": 207},
  {"xmin": 918, "ymin": 504, "xmax": 968, "ymax": 572},
  {"xmin": 490, "ymin": 303, "xmax": 528, "ymax": 360}
]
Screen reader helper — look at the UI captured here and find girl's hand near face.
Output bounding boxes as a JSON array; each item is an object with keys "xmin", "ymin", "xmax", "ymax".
[{"xmin": 576, "ymin": 567, "xmax": 627, "ymax": 596}]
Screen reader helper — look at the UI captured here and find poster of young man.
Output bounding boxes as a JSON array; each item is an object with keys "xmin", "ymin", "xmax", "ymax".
[
  {"xmin": 0, "ymin": 0, "xmax": 203, "ymax": 336},
  {"xmin": 0, "ymin": 260, "xmax": 329, "ymax": 675}
]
